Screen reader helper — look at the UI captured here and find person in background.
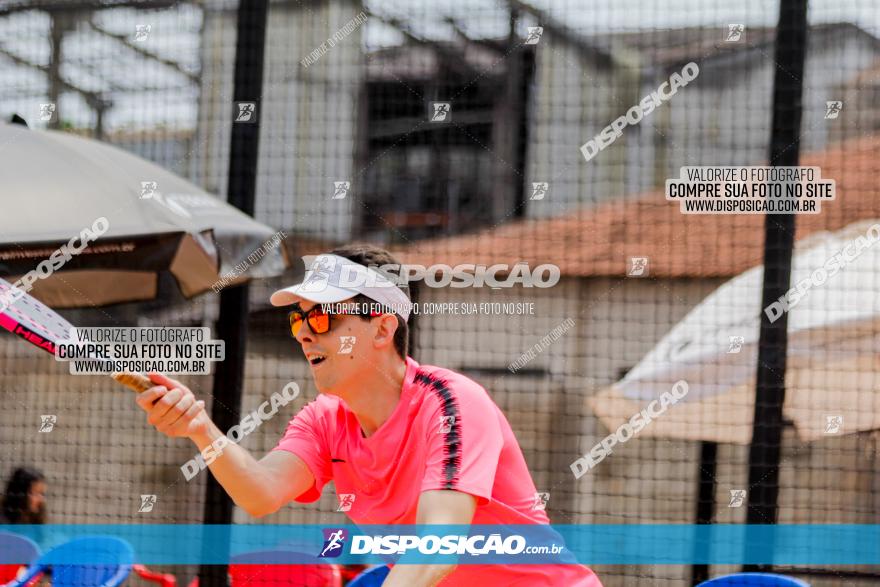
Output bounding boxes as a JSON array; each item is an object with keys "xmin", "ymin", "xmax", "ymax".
[
  {"xmin": 1, "ymin": 467, "xmax": 47, "ymax": 524},
  {"xmin": 0, "ymin": 467, "xmax": 48, "ymax": 586}
]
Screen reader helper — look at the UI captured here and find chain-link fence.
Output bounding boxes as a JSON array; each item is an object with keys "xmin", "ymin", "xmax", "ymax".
[{"xmin": 2, "ymin": 0, "xmax": 879, "ymax": 585}]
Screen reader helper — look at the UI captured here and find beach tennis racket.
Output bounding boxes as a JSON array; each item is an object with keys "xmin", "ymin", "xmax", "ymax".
[{"xmin": 0, "ymin": 276, "xmax": 153, "ymax": 393}]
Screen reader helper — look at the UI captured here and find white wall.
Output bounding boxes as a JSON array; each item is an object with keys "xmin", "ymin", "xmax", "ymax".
[{"xmin": 193, "ymin": 0, "xmax": 363, "ymax": 242}]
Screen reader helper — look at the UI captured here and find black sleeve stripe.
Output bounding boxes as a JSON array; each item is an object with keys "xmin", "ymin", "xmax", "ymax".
[{"xmin": 415, "ymin": 370, "xmax": 462, "ymax": 489}]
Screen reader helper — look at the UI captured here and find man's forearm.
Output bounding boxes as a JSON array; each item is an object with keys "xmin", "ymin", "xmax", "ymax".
[{"xmin": 189, "ymin": 423, "xmax": 280, "ymax": 517}]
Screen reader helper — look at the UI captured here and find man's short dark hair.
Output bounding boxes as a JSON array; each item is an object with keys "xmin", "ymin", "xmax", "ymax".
[{"xmin": 330, "ymin": 244, "xmax": 409, "ymax": 359}]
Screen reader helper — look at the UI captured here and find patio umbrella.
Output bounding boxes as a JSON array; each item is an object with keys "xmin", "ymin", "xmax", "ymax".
[
  {"xmin": 589, "ymin": 218, "xmax": 880, "ymax": 444},
  {"xmin": 0, "ymin": 121, "xmax": 290, "ymax": 307}
]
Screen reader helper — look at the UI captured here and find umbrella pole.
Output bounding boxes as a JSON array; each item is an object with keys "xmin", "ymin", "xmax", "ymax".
[
  {"xmin": 691, "ymin": 440, "xmax": 718, "ymax": 585},
  {"xmin": 743, "ymin": 0, "xmax": 809, "ymax": 573},
  {"xmin": 197, "ymin": 1, "xmax": 269, "ymax": 586}
]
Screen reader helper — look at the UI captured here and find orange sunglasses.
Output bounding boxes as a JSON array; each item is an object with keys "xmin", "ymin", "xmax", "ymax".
[{"xmin": 287, "ymin": 303, "xmax": 383, "ymax": 337}]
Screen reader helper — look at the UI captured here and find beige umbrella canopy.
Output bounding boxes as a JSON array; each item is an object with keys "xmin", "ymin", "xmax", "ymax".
[
  {"xmin": 590, "ymin": 219, "xmax": 880, "ymax": 444},
  {"xmin": 0, "ymin": 121, "xmax": 289, "ymax": 307}
]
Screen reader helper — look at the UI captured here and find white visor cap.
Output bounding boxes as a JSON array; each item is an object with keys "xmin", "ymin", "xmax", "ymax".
[{"xmin": 270, "ymin": 254, "xmax": 413, "ymax": 322}]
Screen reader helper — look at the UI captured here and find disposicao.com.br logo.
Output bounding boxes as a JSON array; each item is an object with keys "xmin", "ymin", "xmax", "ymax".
[
  {"xmin": 318, "ymin": 529, "xmax": 563, "ymax": 559},
  {"xmin": 319, "ymin": 528, "xmax": 349, "ymax": 558},
  {"xmin": 300, "ymin": 255, "xmax": 560, "ymax": 289}
]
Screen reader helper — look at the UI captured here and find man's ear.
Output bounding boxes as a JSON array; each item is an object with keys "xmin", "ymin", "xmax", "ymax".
[{"xmin": 372, "ymin": 314, "xmax": 399, "ymax": 350}]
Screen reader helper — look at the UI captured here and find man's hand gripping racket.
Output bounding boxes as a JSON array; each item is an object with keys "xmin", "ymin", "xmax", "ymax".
[{"xmin": 0, "ymin": 277, "xmax": 208, "ymax": 439}]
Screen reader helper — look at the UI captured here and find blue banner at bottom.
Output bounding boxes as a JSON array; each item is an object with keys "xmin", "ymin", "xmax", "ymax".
[{"xmin": 1, "ymin": 524, "xmax": 879, "ymax": 565}]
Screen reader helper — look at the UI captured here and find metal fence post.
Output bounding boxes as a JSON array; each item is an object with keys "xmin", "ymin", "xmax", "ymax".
[
  {"xmin": 198, "ymin": 1, "xmax": 269, "ymax": 585},
  {"xmin": 744, "ymin": 0, "xmax": 809, "ymax": 573}
]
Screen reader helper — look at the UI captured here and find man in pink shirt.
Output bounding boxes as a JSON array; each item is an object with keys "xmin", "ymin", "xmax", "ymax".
[{"xmin": 136, "ymin": 244, "xmax": 602, "ymax": 586}]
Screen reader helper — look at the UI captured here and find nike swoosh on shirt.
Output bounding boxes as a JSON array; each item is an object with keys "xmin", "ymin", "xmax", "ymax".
[{"xmin": 331, "ymin": 458, "xmax": 346, "ymax": 463}]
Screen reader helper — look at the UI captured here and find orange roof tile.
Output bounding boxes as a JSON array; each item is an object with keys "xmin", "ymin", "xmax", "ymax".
[{"xmin": 398, "ymin": 135, "xmax": 880, "ymax": 278}]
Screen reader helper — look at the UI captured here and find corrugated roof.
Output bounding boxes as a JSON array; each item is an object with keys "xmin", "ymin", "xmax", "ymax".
[{"xmin": 587, "ymin": 22, "xmax": 880, "ymax": 68}]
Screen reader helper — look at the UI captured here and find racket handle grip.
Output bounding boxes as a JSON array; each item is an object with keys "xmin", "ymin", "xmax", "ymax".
[{"xmin": 110, "ymin": 371, "xmax": 154, "ymax": 393}]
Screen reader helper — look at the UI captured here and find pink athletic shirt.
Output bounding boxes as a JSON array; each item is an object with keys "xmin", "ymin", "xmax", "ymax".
[{"xmin": 273, "ymin": 356, "xmax": 602, "ymax": 586}]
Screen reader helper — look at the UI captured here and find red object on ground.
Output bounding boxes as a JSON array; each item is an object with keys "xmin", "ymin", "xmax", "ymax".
[
  {"xmin": 0, "ymin": 566, "xmax": 41, "ymax": 587},
  {"xmin": 133, "ymin": 564, "xmax": 178, "ymax": 587},
  {"xmin": 340, "ymin": 565, "xmax": 368, "ymax": 583},
  {"xmin": 228, "ymin": 563, "xmax": 343, "ymax": 587}
]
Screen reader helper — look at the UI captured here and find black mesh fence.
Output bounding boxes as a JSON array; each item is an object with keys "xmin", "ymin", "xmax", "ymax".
[{"xmin": 1, "ymin": 1, "xmax": 880, "ymax": 586}]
